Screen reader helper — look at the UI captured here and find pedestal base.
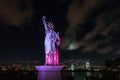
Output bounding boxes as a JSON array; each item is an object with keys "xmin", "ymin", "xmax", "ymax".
[{"xmin": 35, "ymin": 66, "xmax": 63, "ymax": 80}]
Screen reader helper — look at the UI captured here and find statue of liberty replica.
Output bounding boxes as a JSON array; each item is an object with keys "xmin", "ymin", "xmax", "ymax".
[
  {"xmin": 42, "ymin": 16, "xmax": 60, "ymax": 66},
  {"xmin": 35, "ymin": 16, "xmax": 63, "ymax": 80}
]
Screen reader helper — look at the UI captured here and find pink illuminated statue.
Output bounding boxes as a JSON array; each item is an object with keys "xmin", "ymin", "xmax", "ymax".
[{"xmin": 42, "ymin": 16, "xmax": 60, "ymax": 66}]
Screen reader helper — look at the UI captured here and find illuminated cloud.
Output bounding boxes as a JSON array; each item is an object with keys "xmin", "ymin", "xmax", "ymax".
[
  {"xmin": 61, "ymin": 0, "xmax": 120, "ymax": 54},
  {"xmin": 61, "ymin": 0, "xmax": 100, "ymax": 49},
  {"xmin": 0, "ymin": 0, "xmax": 33, "ymax": 27},
  {"xmin": 67, "ymin": 41, "xmax": 79, "ymax": 50}
]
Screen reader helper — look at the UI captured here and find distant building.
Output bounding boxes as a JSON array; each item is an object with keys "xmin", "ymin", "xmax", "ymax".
[
  {"xmin": 70, "ymin": 64, "xmax": 74, "ymax": 71},
  {"xmin": 86, "ymin": 61, "xmax": 90, "ymax": 70}
]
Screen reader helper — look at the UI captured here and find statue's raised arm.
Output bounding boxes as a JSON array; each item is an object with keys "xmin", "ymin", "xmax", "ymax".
[{"xmin": 42, "ymin": 16, "xmax": 48, "ymax": 31}]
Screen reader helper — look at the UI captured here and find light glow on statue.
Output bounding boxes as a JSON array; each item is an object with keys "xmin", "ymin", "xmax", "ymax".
[{"xmin": 42, "ymin": 16, "xmax": 60, "ymax": 66}]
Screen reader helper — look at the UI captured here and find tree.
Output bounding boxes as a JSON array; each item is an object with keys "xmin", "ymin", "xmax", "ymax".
[{"xmin": 104, "ymin": 57, "xmax": 120, "ymax": 71}]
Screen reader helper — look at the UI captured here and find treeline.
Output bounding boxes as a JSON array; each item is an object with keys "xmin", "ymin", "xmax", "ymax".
[{"xmin": 104, "ymin": 57, "xmax": 120, "ymax": 71}]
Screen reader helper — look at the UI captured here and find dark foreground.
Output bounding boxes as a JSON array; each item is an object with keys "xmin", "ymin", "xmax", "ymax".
[{"xmin": 0, "ymin": 70, "xmax": 120, "ymax": 80}]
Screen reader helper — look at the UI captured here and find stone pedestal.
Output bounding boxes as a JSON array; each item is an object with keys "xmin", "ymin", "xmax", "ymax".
[{"xmin": 35, "ymin": 66, "xmax": 63, "ymax": 80}]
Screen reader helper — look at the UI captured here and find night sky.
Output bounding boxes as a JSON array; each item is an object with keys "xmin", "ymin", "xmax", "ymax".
[{"xmin": 0, "ymin": 0, "xmax": 120, "ymax": 65}]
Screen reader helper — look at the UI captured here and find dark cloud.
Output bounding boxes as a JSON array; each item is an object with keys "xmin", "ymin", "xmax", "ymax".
[
  {"xmin": 62, "ymin": 58, "xmax": 86, "ymax": 65},
  {"xmin": 61, "ymin": 0, "xmax": 120, "ymax": 54},
  {"xmin": 0, "ymin": 0, "xmax": 33, "ymax": 27},
  {"xmin": 116, "ymin": 50, "xmax": 120, "ymax": 54},
  {"xmin": 57, "ymin": 0, "xmax": 71, "ymax": 4}
]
